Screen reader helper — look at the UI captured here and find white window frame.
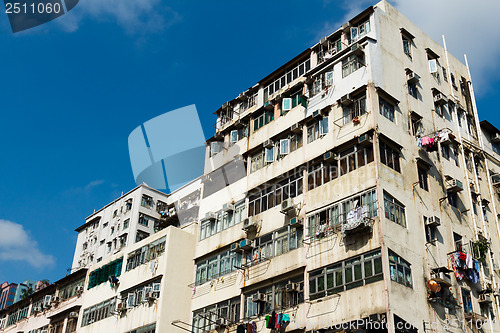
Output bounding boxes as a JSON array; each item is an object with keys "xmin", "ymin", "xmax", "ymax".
[{"xmin": 279, "ymin": 139, "xmax": 290, "ymax": 155}]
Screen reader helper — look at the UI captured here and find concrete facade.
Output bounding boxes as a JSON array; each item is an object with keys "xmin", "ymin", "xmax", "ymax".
[
  {"xmin": 72, "ymin": 184, "xmax": 172, "ymax": 269},
  {"xmin": 188, "ymin": 1, "xmax": 500, "ymax": 332}
]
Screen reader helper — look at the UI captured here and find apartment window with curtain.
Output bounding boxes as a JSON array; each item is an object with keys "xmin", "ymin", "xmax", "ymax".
[
  {"xmin": 389, "ymin": 250, "xmax": 412, "ymax": 288},
  {"xmin": 384, "ymin": 192, "xmax": 406, "ymax": 227}
]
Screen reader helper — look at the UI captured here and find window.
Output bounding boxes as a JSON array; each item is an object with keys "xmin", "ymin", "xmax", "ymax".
[
  {"xmin": 58, "ymin": 277, "xmax": 85, "ymax": 301},
  {"xmin": 87, "ymin": 258, "xmax": 123, "ymax": 289},
  {"xmin": 126, "ymin": 323, "xmax": 156, "ymax": 333},
  {"xmin": 139, "ymin": 213, "xmax": 156, "ymax": 227},
  {"xmin": 389, "ymin": 250, "xmax": 412, "ymax": 288},
  {"xmin": 308, "ymin": 143, "xmax": 374, "ymax": 192},
  {"xmin": 123, "ymin": 219, "xmax": 129, "ymax": 229},
  {"xmin": 454, "ymin": 233, "xmax": 463, "ymax": 252},
  {"xmin": 126, "ymin": 237, "xmax": 166, "ymax": 271},
  {"xmin": 290, "ymin": 133, "xmax": 303, "ymax": 152},
  {"xmin": 103, "ymin": 222, "xmax": 108, "ymax": 228},
  {"xmin": 125, "ymin": 199, "xmax": 133, "ymax": 211},
  {"xmin": 199, "ymin": 202, "xmax": 245, "ymax": 240},
  {"xmin": 379, "ymin": 97, "xmax": 395, "ymax": 122},
  {"xmin": 447, "ymin": 192, "xmax": 458, "ymax": 208},
  {"xmin": 402, "ymin": 37, "xmax": 411, "ymax": 57},
  {"xmin": 343, "ymin": 95, "xmax": 366, "ymax": 124},
  {"xmin": 265, "ymin": 146, "xmax": 275, "ymax": 163},
  {"xmin": 250, "ymin": 153, "xmax": 264, "ymax": 173},
  {"xmin": 309, "ymin": 69, "xmax": 334, "ymax": 98},
  {"xmin": 210, "ymin": 141, "xmax": 223, "ymax": 157},
  {"xmin": 441, "ymin": 144, "xmax": 450, "ymax": 160},
  {"xmin": 192, "ymin": 297, "xmax": 241, "ymax": 333},
  {"xmin": 248, "ymin": 173, "xmax": 303, "ymax": 217},
  {"xmin": 418, "ymin": 166, "xmax": 429, "ymax": 191},
  {"xmin": 493, "ymin": 143, "xmax": 500, "ymax": 155},
  {"xmin": 351, "ymin": 19, "xmax": 370, "ymax": 41},
  {"xmin": 408, "ymin": 82, "xmax": 418, "ymax": 98},
  {"xmin": 309, "ymin": 250, "xmax": 382, "ymax": 300},
  {"xmin": 263, "ymin": 58, "xmax": 311, "ymax": 101},
  {"xmin": 308, "ymin": 188, "xmax": 378, "ymax": 238},
  {"xmin": 141, "ymin": 195, "xmax": 153, "ymax": 208},
  {"xmin": 379, "ymin": 141, "xmax": 401, "ymax": 172},
  {"xmin": 424, "ymin": 220, "xmax": 437, "ymax": 243},
  {"xmin": 442, "ymin": 67, "xmax": 448, "ymax": 82},
  {"xmin": 241, "ymin": 92, "xmax": 257, "ymax": 111},
  {"xmin": 384, "ymin": 192, "xmax": 406, "ymax": 227},
  {"xmin": 81, "ymin": 297, "xmax": 116, "ymax": 326},
  {"xmin": 120, "ymin": 279, "xmax": 161, "ymax": 309},
  {"xmin": 247, "ymin": 225, "xmax": 303, "ymax": 265},
  {"xmin": 307, "ymin": 122, "xmax": 319, "ymax": 143},
  {"xmin": 136, "ymin": 230, "xmax": 149, "ymax": 243},
  {"xmin": 195, "ymin": 249, "xmax": 242, "ymax": 285},
  {"xmin": 342, "ymin": 54, "xmax": 364, "ymax": 78},
  {"xmin": 253, "ymin": 110, "xmax": 274, "ymax": 131},
  {"xmin": 462, "ymin": 288, "xmax": 472, "ymax": 315},
  {"xmin": 410, "ymin": 113, "xmax": 423, "ymax": 137}
]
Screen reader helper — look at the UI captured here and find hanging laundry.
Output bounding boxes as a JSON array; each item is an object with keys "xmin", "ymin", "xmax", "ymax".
[
  {"xmin": 247, "ymin": 322, "xmax": 253, "ymax": 333},
  {"xmin": 466, "ymin": 254, "xmax": 473, "ymax": 269},
  {"xmin": 251, "ymin": 321, "xmax": 257, "ymax": 333},
  {"xmin": 265, "ymin": 315, "xmax": 271, "ymax": 329},
  {"xmin": 270, "ymin": 311, "xmax": 276, "ymax": 328},
  {"xmin": 283, "ymin": 313, "xmax": 290, "ymax": 322},
  {"xmin": 237, "ymin": 324, "xmax": 245, "ymax": 333}
]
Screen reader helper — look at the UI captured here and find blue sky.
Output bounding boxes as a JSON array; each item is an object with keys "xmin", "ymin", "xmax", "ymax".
[{"xmin": 0, "ymin": 0, "xmax": 499, "ymax": 285}]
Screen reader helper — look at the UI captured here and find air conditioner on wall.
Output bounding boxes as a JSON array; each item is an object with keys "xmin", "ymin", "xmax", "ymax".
[
  {"xmin": 290, "ymin": 217, "xmax": 303, "ymax": 227},
  {"xmin": 222, "ymin": 203, "xmax": 235, "ymax": 212},
  {"xmin": 263, "ymin": 139, "xmax": 274, "ymax": 148},
  {"xmin": 239, "ymin": 239, "xmax": 254, "ymax": 251},
  {"xmin": 426, "ymin": 216, "xmax": 441, "ymax": 227},
  {"xmin": 479, "ymin": 293, "xmax": 492, "ymax": 303},
  {"xmin": 252, "ymin": 292, "xmax": 266, "ymax": 302},
  {"xmin": 280, "ymin": 198, "xmax": 294, "ymax": 214},
  {"xmin": 291, "ymin": 123, "xmax": 302, "ymax": 133},
  {"xmin": 215, "ymin": 318, "xmax": 228, "ymax": 327},
  {"xmin": 286, "ymin": 283, "xmax": 298, "ymax": 292},
  {"xmin": 69, "ymin": 312, "xmax": 78, "ymax": 318}
]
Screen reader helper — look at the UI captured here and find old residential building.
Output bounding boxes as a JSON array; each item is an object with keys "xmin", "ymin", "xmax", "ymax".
[
  {"xmin": 0, "ymin": 269, "xmax": 86, "ymax": 333},
  {"xmin": 188, "ymin": 1, "xmax": 500, "ymax": 332},
  {"xmin": 72, "ymin": 184, "xmax": 173, "ymax": 269}
]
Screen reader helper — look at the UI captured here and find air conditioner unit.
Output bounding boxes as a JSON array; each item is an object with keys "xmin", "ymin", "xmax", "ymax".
[
  {"xmin": 223, "ymin": 203, "xmax": 235, "ymax": 212},
  {"xmin": 117, "ymin": 302, "xmax": 127, "ymax": 312},
  {"xmin": 52, "ymin": 296, "xmax": 60, "ymax": 303},
  {"xmin": 145, "ymin": 291, "xmax": 157, "ymax": 301},
  {"xmin": 33, "ymin": 306, "xmax": 42, "ymax": 313},
  {"xmin": 41, "ymin": 330, "xmax": 48, "ymax": 333},
  {"xmin": 426, "ymin": 216, "xmax": 441, "ymax": 227},
  {"xmin": 340, "ymin": 94, "xmax": 353, "ymax": 106},
  {"xmin": 290, "ymin": 217, "xmax": 303, "ymax": 227},
  {"xmin": 320, "ymin": 37, "xmax": 328, "ymax": 45},
  {"xmin": 433, "ymin": 271, "xmax": 452, "ymax": 287},
  {"xmin": 243, "ymin": 217, "xmax": 258, "ymax": 231},
  {"xmin": 152, "ymin": 283, "xmax": 161, "ymax": 292},
  {"xmin": 433, "ymin": 93, "xmax": 447, "ymax": 105},
  {"xmin": 291, "ymin": 123, "xmax": 302, "ymax": 133},
  {"xmin": 76, "ymin": 285, "xmax": 84, "ymax": 293},
  {"xmin": 281, "ymin": 198, "xmax": 294, "ymax": 214},
  {"xmin": 446, "ymin": 178, "xmax": 464, "ymax": 193},
  {"xmin": 263, "ymin": 139, "xmax": 274, "ymax": 148},
  {"xmin": 358, "ymin": 134, "xmax": 372, "ymax": 146},
  {"xmin": 201, "ymin": 212, "xmax": 217, "ymax": 222},
  {"xmin": 479, "ymin": 293, "xmax": 492, "ymax": 303},
  {"xmin": 407, "ymin": 71, "xmax": 420, "ymax": 84},
  {"xmin": 264, "ymin": 100, "xmax": 273, "ymax": 110},
  {"xmin": 252, "ymin": 292, "xmax": 266, "ymax": 302},
  {"xmin": 230, "ymin": 242, "xmax": 240, "ymax": 252},
  {"xmin": 491, "ymin": 133, "xmax": 500, "ymax": 143},
  {"xmin": 239, "ymin": 239, "xmax": 254, "ymax": 251},
  {"xmin": 312, "ymin": 110, "xmax": 322, "ymax": 119},
  {"xmin": 69, "ymin": 312, "xmax": 78, "ymax": 318},
  {"xmin": 286, "ymin": 283, "xmax": 298, "ymax": 292},
  {"xmin": 215, "ymin": 318, "xmax": 228, "ymax": 327},
  {"xmin": 324, "ymin": 151, "xmax": 335, "ymax": 162},
  {"xmin": 351, "ymin": 44, "xmax": 363, "ymax": 54},
  {"xmin": 44, "ymin": 295, "xmax": 52, "ymax": 305}
]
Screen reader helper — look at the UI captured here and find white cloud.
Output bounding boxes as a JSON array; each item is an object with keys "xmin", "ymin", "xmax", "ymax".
[
  {"xmin": 57, "ymin": 0, "xmax": 181, "ymax": 35},
  {"xmin": 84, "ymin": 179, "xmax": 105, "ymax": 191},
  {"xmin": 390, "ymin": 0, "xmax": 500, "ymax": 93},
  {"xmin": 0, "ymin": 220, "xmax": 55, "ymax": 269}
]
